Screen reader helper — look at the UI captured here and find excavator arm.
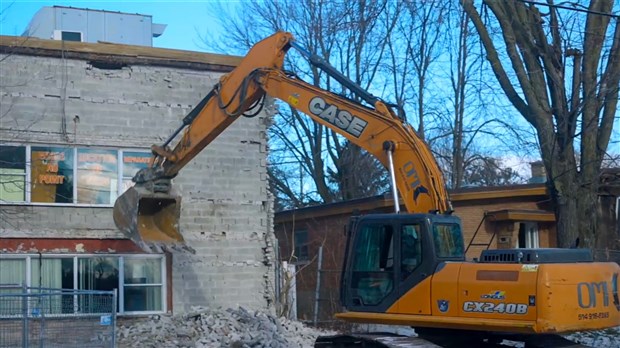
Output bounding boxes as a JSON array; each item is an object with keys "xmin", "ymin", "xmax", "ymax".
[{"xmin": 113, "ymin": 31, "xmax": 451, "ymax": 250}]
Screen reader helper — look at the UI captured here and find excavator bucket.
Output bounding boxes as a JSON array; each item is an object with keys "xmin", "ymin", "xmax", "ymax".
[{"xmin": 113, "ymin": 185, "xmax": 185, "ymax": 252}]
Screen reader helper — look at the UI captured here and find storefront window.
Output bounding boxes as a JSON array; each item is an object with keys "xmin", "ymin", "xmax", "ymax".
[
  {"xmin": 4, "ymin": 146, "xmax": 150, "ymax": 206},
  {"xmin": 77, "ymin": 149, "xmax": 118, "ymax": 204},
  {"xmin": 121, "ymin": 151, "xmax": 151, "ymax": 193},
  {"xmin": 123, "ymin": 258, "xmax": 163, "ymax": 311},
  {"xmin": 31, "ymin": 146, "xmax": 74, "ymax": 203},
  {"xmin": 78, "ymin": 257, "xmax": 119, "ymax": 313},
  {"xmin": 78, "ymin": 257, "xmax": 119, "ymax": 292},
  {"xmin": 31, "ymin": 258, "xmax": 75, "ymax": 313},
  {"xmin": 0, "ymin": 146, "xmax": 26, "ymax": 202},
  {"xmin": 1, "ymin": 255, "xmax": 165, "ymax": 314},
  {"xmin": 0, "ymin": 258, "xmax": 25, "ymax": 291}
]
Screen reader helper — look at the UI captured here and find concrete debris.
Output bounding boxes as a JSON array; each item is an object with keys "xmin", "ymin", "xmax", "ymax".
[
  {"xmin": 564, "ymin": 327, "xmax": 620, "ymax": 348},
  {"xmin": 117, "ymin": 306, "xmax": 334, "ymax": 348}
]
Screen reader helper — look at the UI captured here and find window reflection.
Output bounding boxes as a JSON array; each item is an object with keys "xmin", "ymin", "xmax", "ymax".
[
  {"xmin": 432, "ymin": 223, "xmax": 464, "ymax": 258},
  {"xmin": 123, "ymin": 258, "xmax": 162, "ymax": 311},
  {"xmin": 401, "ymin": 224, "xmax": 422, "ymax": 279},
  {"xmin": 77, "ymin": 149, "xmax": 118, "ymax": 204},
  {"xmin": 0, "ymin": 146, "xmax": 26, "ymax": 202},
  {"xmin": 351, "ymin": 224, "xmax": 394, "ymax": 306}
]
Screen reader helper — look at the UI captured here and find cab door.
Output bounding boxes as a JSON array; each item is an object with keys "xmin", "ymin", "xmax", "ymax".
[
  {"xmin": 395, "ymin": 222, "xmax": 434, "ymax": 311},
  {"xmin": 343, "ymin": 221, "xmax": 398, "ymax": 312},
  {"xmin": 341, "ymin": 215, "xmax": 435, "ymax": 313}
]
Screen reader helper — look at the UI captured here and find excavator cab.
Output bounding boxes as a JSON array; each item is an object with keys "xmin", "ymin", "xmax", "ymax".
[{"xmin": 340, "ymin": 213, "xmax": 464, "ymax": 313}]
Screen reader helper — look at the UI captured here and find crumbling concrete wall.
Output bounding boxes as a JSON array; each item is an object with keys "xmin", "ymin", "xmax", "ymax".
[{"xmin": 0, "ymin": 52, "xmax": 274, "ymax": 312}]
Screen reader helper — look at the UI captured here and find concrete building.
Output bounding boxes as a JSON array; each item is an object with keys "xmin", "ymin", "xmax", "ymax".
[
  {"xmin": 0, "ymin": 32, "xmax": 274, "ymax": 313},
  {"xmin": 23, "ymin": 6, "xmax": 166, "ymax": 46}
]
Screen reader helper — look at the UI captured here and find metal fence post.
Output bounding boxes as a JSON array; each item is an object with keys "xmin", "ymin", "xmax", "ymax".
[
  {"xmin": 113, "ymin": 288, "xmax": 118, "ymax": 348},
  {"xmin": 313, "ymin": 245, "xmax": 323, "ymax": 326},
  {"xmin": 22, "ymin": 284, "xmax": 28, "ymax": 348}
]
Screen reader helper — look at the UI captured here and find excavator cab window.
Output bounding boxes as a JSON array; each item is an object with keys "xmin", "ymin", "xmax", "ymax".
[
  {"xmin": 432, "ymin": 223, "xmax": 464, "ymax": 258},
  {"xmin": 350, "ymin": 223, "xmax": 394, "ymax": 306},
  {"xmin": 342, "ymin": 215, "xmax": 439, "ymax": 312},
  {"xmin": 401, "ymin": 224, "xmax": 422, "ymax": 280}
]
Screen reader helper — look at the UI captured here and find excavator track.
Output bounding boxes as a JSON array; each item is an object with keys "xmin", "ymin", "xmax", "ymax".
[{"xmin": 315, "ymin": 332, "xmax": 591, "ymax": 348}]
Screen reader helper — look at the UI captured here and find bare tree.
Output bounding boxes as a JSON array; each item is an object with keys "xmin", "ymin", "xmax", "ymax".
[
  {"xmin": 203, "ymin": 0, "xmax": 396, "ymax": 209},
  {"xmin": 464, "ymin": 156, "xmax": 524, "ymax": 186},
  {"xmin": 462, "ymin": 0, "xmax": 620, "ymax": 248}
]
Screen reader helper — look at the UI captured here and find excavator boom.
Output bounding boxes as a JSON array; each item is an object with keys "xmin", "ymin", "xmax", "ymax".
[
  {"xmin": 113, "ymin": 31, "xmax": 450, "ymax": 250},
  {"xmin": 113, "ymin": 32, "xmax": 293, "ymax": 250}
]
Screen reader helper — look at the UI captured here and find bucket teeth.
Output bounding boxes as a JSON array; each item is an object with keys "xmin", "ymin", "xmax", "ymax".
[{"xmin": 136, "ymin": 241, "xmax": 196, "ymax": 254}]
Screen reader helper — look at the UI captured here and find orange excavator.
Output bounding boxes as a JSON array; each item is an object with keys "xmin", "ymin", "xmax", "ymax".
[{"xmin": 113, "ymin": 32, "xmax": 619, "ymax": 346}]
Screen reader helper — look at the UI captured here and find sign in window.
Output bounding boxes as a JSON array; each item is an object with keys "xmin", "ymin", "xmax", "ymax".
[{"xmin": 31, "ymin": 146, "xmax": 74, "ymax": 203}]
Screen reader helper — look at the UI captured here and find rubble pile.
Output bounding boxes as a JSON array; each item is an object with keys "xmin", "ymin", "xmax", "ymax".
[
  {"xmin": 564, "ymin": 327, "xmax": 620, "ymax": 348},
  {"xmin": 117, "ymin": 306, "xmax": 334, "ymax": 348}
]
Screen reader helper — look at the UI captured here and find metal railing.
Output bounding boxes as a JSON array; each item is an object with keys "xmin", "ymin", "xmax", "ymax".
[{"xmin": 0, "ymin": 285, "xmax": 117, "ymax": 348}]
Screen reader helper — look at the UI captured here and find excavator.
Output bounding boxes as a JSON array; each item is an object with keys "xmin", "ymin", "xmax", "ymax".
[{"xmin": 113, "ymin": 32, "xmax": 619, "ymax": 347}]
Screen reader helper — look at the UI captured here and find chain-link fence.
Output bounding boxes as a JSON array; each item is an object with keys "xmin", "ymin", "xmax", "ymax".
[{"xmin": 0, "ymin": 285, "xmax": 117, "ymax": 348}]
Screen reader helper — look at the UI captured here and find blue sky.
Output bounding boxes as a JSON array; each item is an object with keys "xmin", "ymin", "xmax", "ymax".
[{"xmin": 0, "ymin": 0, "xmax": 232, "ymax": 51}]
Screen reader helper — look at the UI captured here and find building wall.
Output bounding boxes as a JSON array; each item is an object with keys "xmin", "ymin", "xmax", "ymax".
[
  {"xmin": 452, "ymin": 196, "xmax": 554, "ymax": 257},
  {"xmin": 0, "ymin": 52, "xmax": 274, "ymax": 312}
]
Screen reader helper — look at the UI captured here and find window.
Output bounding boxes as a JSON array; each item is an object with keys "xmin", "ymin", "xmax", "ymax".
[
  {"xmin": 53, "ymin": 30, "xmax": 82, "ymax": 42},
  {"xmin": 0, "ymin": 255, "xmax": 165, "ymax": 314},
  {"xmin": 123, "ymin": 258, "xmax": 162, "ymax": 311},
  {"xmin": 31, "ymin": 146, "xmax": 74, "ymax": 203},
  {"xmin": 432, "ymin": 223, "xmax": 464, "ymax": 258},
  {"xmin": 0, "ymin": 146, "xmax": 26, "ymax": 202},
  {"xmin": 122, "ymin": 152, "xmax": 151, "ymax": 193},
  {"xmin": 0, "ymin": 258, "xmax": 25, "ymax": 291},
  {"xmin": 518, "ymin": 222, "xmax": 539, "ymax": 248},
  {"xmin": 31, "ymin": 258, "xmax": 74, "ymax": 313},
  {"xmin": 62, "ymin": 31, "xmax": 82, "ymax": 41},
  {"xmin": 351, "ymin": 224, "xmax": 394, "ymax": 306},
  {"xmin": 401, "ymin": 224, "xmax": 422, "ymax": 279},
  {"xmin": 77, "ymin": 149, "xmax": 118, "ymax": 204},
  {"xmin": 1, "ymin": 145, "xmax": 149, "ymax": 206},
  {"xmin": 294, "ymin": 230, "xmax": 309, "ymax": 262}
]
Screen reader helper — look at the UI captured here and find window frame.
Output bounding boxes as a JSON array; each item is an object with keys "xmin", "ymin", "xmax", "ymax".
[
  {"xmin": 293, "ymin": 229, "xmax": 309, "ymax": 263},
  {"xmin": 0, "ymin": 144, "xmax": 150, "ymax": 207},
  {"xmin": 0, "ymin": 145, "xmax": 29, "ymax": 203},
  {"xmin": 0, "ymin": 253, "xmax": 166, "ymax": 315},
  {"xmin": 53, "ymin": 30, "xmax": 83, "ymax": 42}
]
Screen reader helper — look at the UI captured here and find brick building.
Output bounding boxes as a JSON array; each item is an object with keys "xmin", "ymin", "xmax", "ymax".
[{"xmin": 0, "ymin": 32, "xmax": 274, "ymax": 314}]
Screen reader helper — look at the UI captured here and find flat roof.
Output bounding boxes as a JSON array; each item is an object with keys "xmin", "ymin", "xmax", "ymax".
[
  {"xmin": 0, "ymin": 35, "xmax": 242, "ymax": 72},
  {"xmin": 51, "ymin": 5, "xmax": 154, "ymax": 17},
  {"xmin": 275, "ymin": 184, "xmax": 549, "ymax": 223}
]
